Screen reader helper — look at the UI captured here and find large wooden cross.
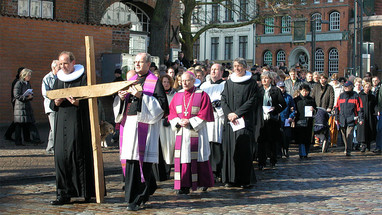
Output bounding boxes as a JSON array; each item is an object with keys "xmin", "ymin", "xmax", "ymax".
[{"xmin": 47, "ymin": 36, "xmax": 140, "ymax": 203}]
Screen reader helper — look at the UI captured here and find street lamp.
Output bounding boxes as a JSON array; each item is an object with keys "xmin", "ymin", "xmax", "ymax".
[{"xmin": 311, "ymin": 18, "xmax": 329, "ymax": 73}]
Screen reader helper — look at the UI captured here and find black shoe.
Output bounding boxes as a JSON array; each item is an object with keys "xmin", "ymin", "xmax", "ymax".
[
  {"xmin": 284, "ymin": 149, "xmax": 290, "ymax": 158},
  {"xmin": 373, "ymin": 149, "xmax": 382, "ymax": 154},
  {"xmin": 201, "ymin": 187, "xmax": 208, "ymax": 191},
  {"xmin": 224, "ymin": 183, "xmax": 234, "ymax": 187},
  {"xmin": 241, "ymin": 184, "xmax": 253, "ymax": 189},
  {"xmin": 360, "ymin": 145, "xmax": 366, "ymax": 153},
  {"xmin": 258, "ymin": 165, "xmax": 264, "ymax": 171},
  {"xmin": 50, "ymin": 197, "xmax": 70, "ymax": 205},
  {"xmin": 176, "ymin": 187, "xmax": 190, "ymax": 195},
  {"xmin": 270, "ymin": 163, "xmax": 276, "ymax": 169},
  {"xmin": 126, "ymin": 203, "xmax": 139, "ymax": 211}
]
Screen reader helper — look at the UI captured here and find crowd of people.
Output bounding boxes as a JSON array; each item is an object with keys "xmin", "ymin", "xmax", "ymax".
[{"xmin": 4, "ymin": 50, "xmax": 382, "ymax": 211}]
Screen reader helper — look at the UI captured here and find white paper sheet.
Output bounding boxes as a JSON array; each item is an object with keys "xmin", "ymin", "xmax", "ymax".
[
  {"xmin": 22, "ymin": 89, "xmax": 33, "ymax": 97},
  {"xmin": 229, "ymin": 117, "xmax": 245, "ymax": 132},
  {"xmin": 262, "ymin": 106, "xmax": 272, "ymax": 114},
  {"xmin": 305, "ymin": 106, "xmax": 313, "ymax": 117}
]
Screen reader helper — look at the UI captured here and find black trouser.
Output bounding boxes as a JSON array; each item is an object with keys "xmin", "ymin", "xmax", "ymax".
[
  {"xmin": 125, "ymin": 161, "xmax": 157, "ymax": 206},
  {"xmin": 15, "ymin": 122, "xmax": 40, "ymax": 145},
  {"xmin": 258, "ymin": 120, "xmax": 280, "ymax": 166}
]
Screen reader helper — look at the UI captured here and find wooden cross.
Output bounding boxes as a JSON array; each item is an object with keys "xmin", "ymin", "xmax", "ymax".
[{"xmin": 47, "ymin": 36, "xmax": 141, "ymax": 203}]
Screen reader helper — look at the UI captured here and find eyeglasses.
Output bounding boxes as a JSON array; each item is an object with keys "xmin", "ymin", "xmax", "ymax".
[{"xmin": 134, "ymin": 61, "xmax": 146, "ymax": 64}]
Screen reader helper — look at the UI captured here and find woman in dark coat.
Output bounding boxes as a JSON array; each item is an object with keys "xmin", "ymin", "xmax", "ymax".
[
  {"xmin": 357, "ymin": 82, "xmax": 377, "ymax": 152},
  {"xmin": 257, "ymin": 71, "xmax": 286, "ymax": 170},
  {"xmin": 13, "ymin": 68, "xmax": 42, "ymax": 146},
  {"xmin": 294, "ymin": 84, "xmax": 316, "ymax": 159}
]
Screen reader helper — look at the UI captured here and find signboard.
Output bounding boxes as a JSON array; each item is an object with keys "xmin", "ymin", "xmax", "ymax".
[{"xmin": 293, "ymin": 21, "xmax": 306, "ymax": 42}]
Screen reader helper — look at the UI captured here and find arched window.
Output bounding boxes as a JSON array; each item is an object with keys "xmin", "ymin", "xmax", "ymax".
[
  {"xmin": 311, "ymin": 13, "xmax": 322, "ymax": 32},
  {"xmin": 329, "ymin": 11, "xmax": 340, "ymax": 31},
  {"xmin": 277, "ymin": 50, "xmax": 286, "ymax": 65},
  {"xmin": 315, "ymin": 49, "xmax": 324, "ymax": 72},
  {"xmin": 101, "ymin": 2, "xmax": 150, "ymax": 32},
  {"xmin": 264, "ymin": 51, "xmax": 273, "ymax": 66},
  {"xmin": 281, "ymin": 16, "xmax": 291, "ymax": 33},
  {"xmin": 328, "ymin": 48, "xmax": 339, "ymax": 73}
]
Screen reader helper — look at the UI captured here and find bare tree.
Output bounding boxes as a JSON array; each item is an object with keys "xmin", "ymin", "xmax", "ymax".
[{"xmin": 179, "ymin": 0, "xmax": 295, "ymax": 59}]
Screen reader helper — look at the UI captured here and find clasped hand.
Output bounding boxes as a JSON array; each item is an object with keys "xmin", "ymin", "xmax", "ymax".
[
  {"xmin": 118, "ymin": 85, "xmax": 142, "ymax": 101},
  {"xmin": 179, "ymin": 118, "xmax": 190, "ymax": 127}
]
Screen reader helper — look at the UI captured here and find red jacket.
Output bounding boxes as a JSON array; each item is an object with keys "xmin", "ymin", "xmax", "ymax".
[{"xmin": 335, "ymin": 91, "xmax": 364, "ymax": 127}]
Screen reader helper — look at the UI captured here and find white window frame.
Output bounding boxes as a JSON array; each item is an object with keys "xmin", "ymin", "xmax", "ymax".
[
  {"xmin": 265, "ymin": 17, "xmax": 274, "ymax": 34},
  {"xmin": 312, "ymin": 13, "xmax": 322, "ymax": 32},
  {"xmin": 264, "ymin": 51, "xmax": 273, "ymax": 66},
  {"xmin": 281, "ymin": 16, "xmax": 291, "ymax": 34},
  {"xmin": 315, "ymin": 49, "xmax": 324, "ymax": 73},
  {"xmin": 276, "ymin": 50, "xmax": 286, "ymax": 65},
  {"xmin": 18, "ymin": 0, "xmax": 54, "ymax": 19},
  {"xmin": 329, "ymin": 48, "xmax": 339, "ymax": 73},
  {"xmin": 329, "ymin": 11, "xmax": 340, "ymax": 31}
]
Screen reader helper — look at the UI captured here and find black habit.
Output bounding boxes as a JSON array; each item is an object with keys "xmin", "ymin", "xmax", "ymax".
[
  {"xmin": 221, "ymin": 75, "xmax": 259, "ymax": 186},
  {"xmin": 50, "ymin": 73, "xmax": 97, "ymax": 199},
  {"xmin": 357, "ymin": 91, "xmax": 377, "ymax": 148}
]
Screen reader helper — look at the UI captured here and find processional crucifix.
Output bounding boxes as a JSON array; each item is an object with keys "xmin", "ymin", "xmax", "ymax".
[{"xmin": 47, "ymin": 36, "xmax": 141, "ymax": 203}]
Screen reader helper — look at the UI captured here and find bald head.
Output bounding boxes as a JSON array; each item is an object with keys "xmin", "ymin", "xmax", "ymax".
[{"xmin": 210, "ymin": 63, "xmax": 223, "ymax": 82}]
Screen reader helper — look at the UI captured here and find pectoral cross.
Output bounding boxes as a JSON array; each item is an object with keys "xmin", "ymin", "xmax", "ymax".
[
  {"xmin": 184, "ymin": 110, "xmax": 189, "ymax": 116},
  {"xmin": 46, "ymin": 36, "xmax": 141, "ymax": 203}
]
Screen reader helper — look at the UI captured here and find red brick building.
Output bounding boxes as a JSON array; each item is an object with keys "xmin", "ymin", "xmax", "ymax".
[
  {"xmin": 255, "ymin": 0, "xmax": 381, "ymax": 78},
  {"xmin": 0, "ymin": 0, "xmax": 180, "ymax": 124}
]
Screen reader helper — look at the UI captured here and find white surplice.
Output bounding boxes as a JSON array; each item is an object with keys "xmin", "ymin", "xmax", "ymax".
[
  {"xmin": 200, "ymin": 81, "xmax": 226, "ymax": 143},
  {"xmin": 113, "ymin": 94, "xmax": 164, "ymax": 163}
]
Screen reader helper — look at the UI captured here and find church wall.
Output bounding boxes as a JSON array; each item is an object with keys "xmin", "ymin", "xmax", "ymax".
[{"xmin": 0, "ymin": 15, "xmax": 114, "ymax": 123}]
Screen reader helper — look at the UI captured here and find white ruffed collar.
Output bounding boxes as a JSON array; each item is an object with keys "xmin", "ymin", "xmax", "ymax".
[
  {"xmin": 57, "ymin": 65, "xmax": 84, "ymax": 82},
  {"xmin": 230, "ymin": 71, "xmax": 252, "ymax": 83}
]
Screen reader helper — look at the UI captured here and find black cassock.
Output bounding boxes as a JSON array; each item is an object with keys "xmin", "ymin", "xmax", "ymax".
[
  {"xmin": 221, "ymin": 76, "xmax": 259, "ymax": 186},
  {"xmin": 50, "ymin": 73, "xmax": 96, "ymax": 199}
]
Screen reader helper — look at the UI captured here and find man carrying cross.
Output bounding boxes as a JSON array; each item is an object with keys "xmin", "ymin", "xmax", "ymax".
[
  {"xmin": 168, "ymin": 71, "xmax": 215, "ymax": 195},
  {"xmin": 113, "ymin": 53, "xmax": 168, "ymax": 211},
  {"xmin": 50, "ymin": 51, "xmax": 96, "ymax": 205}
]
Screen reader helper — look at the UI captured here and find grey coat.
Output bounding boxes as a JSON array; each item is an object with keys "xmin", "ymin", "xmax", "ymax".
[
  {"xmin": 311, "ymin": 83, "xmax": 335, "ymax": 110},
  {"xmin": 13, "ymin": 80, "xmax": 35, "ymax": 123}
]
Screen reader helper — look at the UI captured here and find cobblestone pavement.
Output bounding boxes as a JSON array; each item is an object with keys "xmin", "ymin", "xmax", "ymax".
[{"xmin": 1, "ymin": 124, "xmax": 382, "ymax": 214}]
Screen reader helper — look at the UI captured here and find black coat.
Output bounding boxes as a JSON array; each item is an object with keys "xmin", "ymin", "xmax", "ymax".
[
  {"xmin": 13, "ymin": 80, "xmax": 35, "ymax": 123},
  {"xmin": 259, "ymin": 85, "xmax": 287, "ymax": 121},
  {"xmin": 294, "ymin": 95, "xmax": 316, "ymax": 128},
  {"xmin": 50, "ymin": 73, "xmax": 96, "ymax": 198},
  {"xmin": 357, "ymin": 91, "xmax": 377, "ymax": 143}
]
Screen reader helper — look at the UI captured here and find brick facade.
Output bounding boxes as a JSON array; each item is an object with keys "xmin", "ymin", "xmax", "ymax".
[
  {"xmin": 0, "ymin": 0, "xmax": 181, "ymax": 123},
  {"xmin": 255, "ymin": 1, "xmax": 351, "ymax": 77}
]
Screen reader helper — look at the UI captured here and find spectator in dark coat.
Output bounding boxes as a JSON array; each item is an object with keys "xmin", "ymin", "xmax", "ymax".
[
  {"xmin": 311, "ymin": 73, "xmax": 335, "ymax": 112},
  {"xmin": 284, "ymin": 69, "xmax": 302, "ymax": 97},
  {"xmin": 357, "ymin": 82, "xmax": 377, "ymax": 152},
  {"xmin": 294, "ymin": 84, "xmax": 316, "ymax": 159},
  {"xmin": 257, "ymin": 71, "xmax": 287, "ymax": 169},
  {"xmin": 335, "ymin": 81, "xmax": 364, "ymax": 156},
  {"xmin": 13, "ymin": 68, "xmax": 42, "ymax": 146},
  {"xmin": 4, "ymin": 67, "xmax": 30, "ymax": 141}
]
